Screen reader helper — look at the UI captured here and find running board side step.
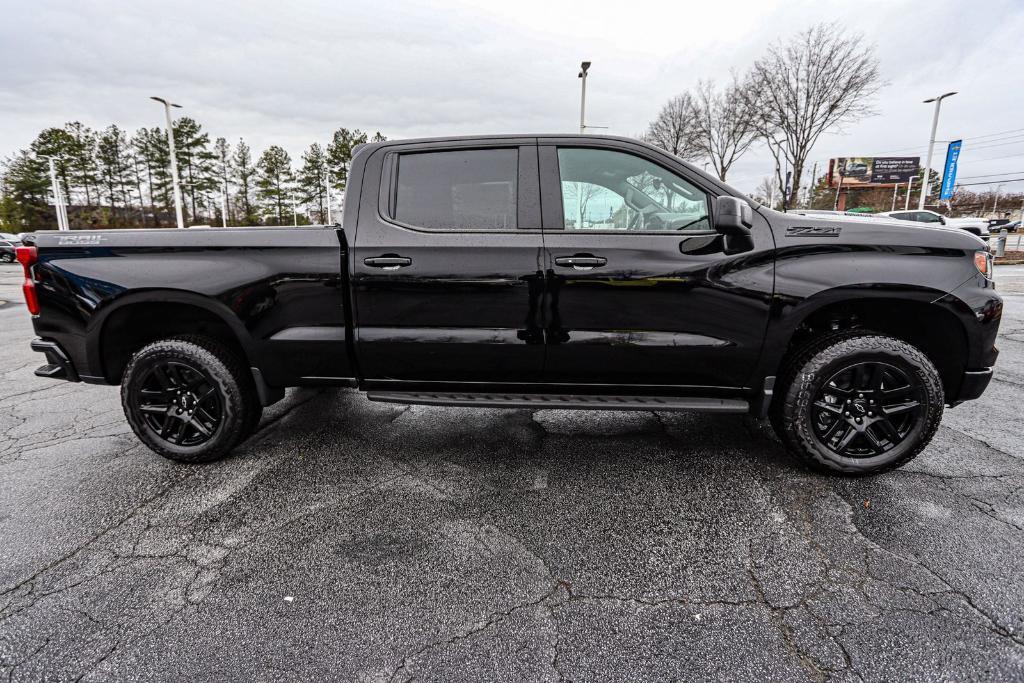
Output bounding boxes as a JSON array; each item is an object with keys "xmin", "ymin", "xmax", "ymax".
[{"xmin": 366, "ymin": 391, "xmax": 748, "ymax": 413}]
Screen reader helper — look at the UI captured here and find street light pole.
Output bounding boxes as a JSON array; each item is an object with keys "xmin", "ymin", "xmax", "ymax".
[
  {"xmin": 918, "ymin": 91, "xmax": 957, "ymax": 211},
  {"xmin": 325, "ymin": 170, "xmax": 333, "ymax": 225},
  {"xmin": 150, "ymin": 96, "xmax": 185, "ymax": 229},
  {"xmin": 578, "ymin": 61, "xmax": 591, "ymax": 134},
  {"xmin": 45, "ymin": 157, "xmax": 69, "ymax": 231}
]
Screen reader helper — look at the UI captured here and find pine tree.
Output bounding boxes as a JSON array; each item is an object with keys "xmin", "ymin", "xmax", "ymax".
[
  {"xmin": 133, "ymin": 128, "xmax": 172, "ymax": 226},
  {"xmin": 297, "ymin": 143, "xmax": 328, "ymax": 223},
  {"xmin": 30, "ymin": 128, "xmax": 77, "ymax": 203},
  {"xmin": 232, "ymin": 139, "xmax": 258, "ymax": 225},
  {"xmin": 125, "ymin": 144, "xmax": 148, "ymax": 227},
  {"xmin": 326, "ymin": 128, "xmax": 368, "ymax": 192},
  {"xmin": 213, "ymin": 137, "xmax": 233, "ymax": 225},
  {"xmin": 64, "ymin": 122, "xmax": 99, "ymax": 208},
  {"xmin": 172, "ymin": 117, "xmax": 217, "ymax": 223},
  {"xmin": 96, "ymin": 125, "xmax": 132, "ymax": 224},
  {"xmin": 1, "ymin": 151, "xmax": 51, "ymax": 230},
  {"xmin": 256, "ymin": 145, "xmax": 293, "ymax": 225}
]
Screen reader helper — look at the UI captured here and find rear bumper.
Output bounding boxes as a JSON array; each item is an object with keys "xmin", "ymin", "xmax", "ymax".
[
  {"xmin": 30, "ymin": 338, "xmax": 79, "ymax": 382},
  {"xmin": 952, "ymin": 368, "xmax": 993, "ymax": 404}
]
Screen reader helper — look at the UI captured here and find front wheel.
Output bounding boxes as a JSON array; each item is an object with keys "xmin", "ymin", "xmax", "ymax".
[
  {"xmin": 772, "ymin": 333, "xmax": 944, "ymax": 475},
  {"xmin": 121, "ymin": 337, "xmax": 258, "ymax": 463}
]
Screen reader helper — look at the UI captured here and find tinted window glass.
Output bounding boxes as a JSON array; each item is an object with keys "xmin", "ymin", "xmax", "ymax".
[
  {"xmin": 557, "ymin": 148, "xmax": 710, "ymax": 232},
  {"xmin": 395, "ymin": 149, "xmax": 518, "ymax": 230},
  {"xmin": 916, "ymin": 211, "xmax": 942, "ymax": 223}
]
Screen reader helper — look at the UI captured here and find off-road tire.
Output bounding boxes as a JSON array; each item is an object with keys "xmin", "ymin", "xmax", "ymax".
[
  {"xmin": 121, "ymin": 336, "xmax": 259, "ymax": 463},
  {"xmin": 173, "ymin": 335, "xmax": 264, "ymax": 444},
  {"xmin": 771, "ymin": 333, "xmax": 944, "ymax": 475}
]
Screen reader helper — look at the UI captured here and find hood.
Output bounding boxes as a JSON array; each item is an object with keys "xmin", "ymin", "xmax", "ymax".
[{"xmin": 763, "ymin": 208, "xmax": 987, "ymax": 251}]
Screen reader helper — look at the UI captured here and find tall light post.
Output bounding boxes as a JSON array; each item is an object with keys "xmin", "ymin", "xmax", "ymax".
[
  {"xmin": 150, "ymin": 96, "xmax": 185, "ymax": 229},
  {"xmin": 918, "ymin": 91, "xmax": 957, "ymax": 210},
  {"xmin": 578, "ymin": 61, "xmax": 591, "ymax": 134},
  {"xmin": 44, "ymin": 157, "xmax": 69, "ymax": 231}
]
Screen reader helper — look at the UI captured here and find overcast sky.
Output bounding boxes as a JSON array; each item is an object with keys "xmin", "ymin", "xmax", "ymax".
[{"xmin": 2, "ymin": 0, "xmax": 1021, "ymax": 195}]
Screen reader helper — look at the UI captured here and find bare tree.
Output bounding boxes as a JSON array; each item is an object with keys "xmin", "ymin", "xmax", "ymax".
[
  {"xmin": 644, "ymin": 94, "xmax": 699, "ymax": 160},
  {"xmin": 562, "ymin": 181, "xmax": 604, "ymax": 228},
  {"xmin": 742, "ymin": 23, "xmax": 882, "ymax": 207},
  {"xmin": 691, "ymin": 80, "xmax": 757, "ymax": 182},
  {"xmin": 753, "ymin": 176, "xmax": 778, "ymax": 209}
]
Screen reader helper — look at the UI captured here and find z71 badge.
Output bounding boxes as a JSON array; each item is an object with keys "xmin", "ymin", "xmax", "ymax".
[
  {"xmin": 786, "ymin": 226, "xmax": 842, "ymax": 237},
  {"xmin": 57, "ymin": 234, "xmax": 106, "ymax": 246}
]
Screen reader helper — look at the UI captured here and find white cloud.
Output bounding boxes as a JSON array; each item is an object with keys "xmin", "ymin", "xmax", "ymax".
[{"xmin": 1, "ymin": 0, "xmax": 1020, "ymax": 192}]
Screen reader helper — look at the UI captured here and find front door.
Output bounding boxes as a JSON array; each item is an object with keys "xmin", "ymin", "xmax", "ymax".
[
  {"xmin": 538, "ymin": 141, "xmax": 775, "ymax": 390},
  {"xmin": 353, "ymin": 141, "xmax": 547, "ymax": 384}
]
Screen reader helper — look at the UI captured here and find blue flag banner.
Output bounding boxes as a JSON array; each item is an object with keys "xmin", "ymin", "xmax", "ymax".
[{"xmin": 940, "ymin": 140, "xmax": 962, "ymax": 200}]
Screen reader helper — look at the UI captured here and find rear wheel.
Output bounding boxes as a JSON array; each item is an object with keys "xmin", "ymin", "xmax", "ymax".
[
  {"xmin": 121, "ymin": 337, "xmax": 258, "ymax": 463},
  {"xmin": 0, "ymin": 252, "xmax": 13, "ymax": 263},
  {"xmin": 772, "ymin": 333, "xmax": 943, "ymax": 475}
]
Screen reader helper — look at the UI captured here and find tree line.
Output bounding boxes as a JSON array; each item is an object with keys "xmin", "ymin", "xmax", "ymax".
[
  {"xmin": 0, "ymin": 120, "xmax": 385, "ymax": 231},
  {"xmin": 644, "ymin": 23, "xmax": 883, "ymax": 209}
]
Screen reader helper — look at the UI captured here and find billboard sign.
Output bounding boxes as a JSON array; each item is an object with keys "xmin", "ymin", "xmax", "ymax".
[
  {"xmin": 829, "ymin": 157, "xmax": 920, "ymax": 187},
  {"xmin": 940, "ymin": 140, "xmax": 962, "ymax": 200}
]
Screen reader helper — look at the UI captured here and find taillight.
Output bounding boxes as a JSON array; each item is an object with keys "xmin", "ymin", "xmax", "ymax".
[{"xmin": 15, "ymin": 246, "xmax": 39, "ymax": 315}]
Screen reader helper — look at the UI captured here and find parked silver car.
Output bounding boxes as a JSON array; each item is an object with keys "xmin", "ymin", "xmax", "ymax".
[
  {"xmin": 874, "ymin": 210, "xmax": 990, "ymax": 237},
  {"xmin": 0, "ymin": 233, "xmax": 22, "ymax": 263}
]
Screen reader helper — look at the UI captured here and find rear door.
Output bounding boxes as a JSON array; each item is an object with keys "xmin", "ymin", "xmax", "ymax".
[
  {"xmin": 352, "ymin": 139, "xmax": 547, "ymax": 384},
  {"xmin": 537, "ymin": 139, "xmax": 775, "ymax": 389}
]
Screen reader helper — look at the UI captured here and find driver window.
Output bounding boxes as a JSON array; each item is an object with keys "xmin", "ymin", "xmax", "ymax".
[{"xmin": 557, "ymin": 148, "xmax": 711, "ymax": 232}]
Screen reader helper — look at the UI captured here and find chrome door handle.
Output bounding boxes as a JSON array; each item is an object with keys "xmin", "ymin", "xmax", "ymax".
[
  {"xmin": 364, "ymin": 255, "xmax": 412, "ymax": 270},
  {"xmin": 554, "ymin": 254, "xmax": 607, "ymax": 271}
]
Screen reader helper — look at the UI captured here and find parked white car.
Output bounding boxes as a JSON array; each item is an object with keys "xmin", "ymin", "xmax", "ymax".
[{"xmin": 874, "ymin": 210, "xmax": 990, "ymax": 237}]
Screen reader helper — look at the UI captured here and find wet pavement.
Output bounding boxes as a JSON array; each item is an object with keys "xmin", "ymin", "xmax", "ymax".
[{"xmin": 2, "ymin": 264, "xmax": 1024, "ymax": 681}]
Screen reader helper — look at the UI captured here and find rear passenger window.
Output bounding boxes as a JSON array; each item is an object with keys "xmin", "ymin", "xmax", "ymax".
[{"xmin": 394, "ymin": 149, "xmax": 518, "ymax": 230}]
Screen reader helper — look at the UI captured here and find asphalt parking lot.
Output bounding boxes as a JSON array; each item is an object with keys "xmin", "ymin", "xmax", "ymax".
[{"xmin": 2, "ymin": 263, "xmax": 1024, "ymax": 682}]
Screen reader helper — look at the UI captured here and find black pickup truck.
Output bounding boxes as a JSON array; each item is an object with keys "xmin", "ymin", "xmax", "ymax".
[{"xmin": 17, "ymin": 135, "xmax": 1001, "ymax": 475}]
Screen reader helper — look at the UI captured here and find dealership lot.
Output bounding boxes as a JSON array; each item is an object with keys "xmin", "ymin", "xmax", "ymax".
[{"xmin": 2, "ymin": 264, "xmax": 1024, "ymax": 681}]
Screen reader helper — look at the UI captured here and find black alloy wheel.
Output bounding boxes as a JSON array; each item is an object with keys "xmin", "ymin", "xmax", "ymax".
[
  {"xmin": 771, "ymin": 333, "xmax": 944, "ymax": 475},
  {"xmin": 134, "ymin": 360, "xmax": 223, "ymax": 447},
  {"xmin": 121, "ymin": 336, "xmax": 259, "ymax": 463},
  {"xmin": 811, "ymin": 361, "xmax": 924, "ymax": 458}
]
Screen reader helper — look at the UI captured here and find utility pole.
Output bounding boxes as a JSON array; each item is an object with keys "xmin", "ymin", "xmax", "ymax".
[
  {"xmin": 150, "ymin": 96, "xmax": 185, "ymax": 229},
  {"xmin": 578, "ymin": 61, "xmax": 591, "ymax": 134},
  {"xmin": 993, "ymin": 184, "xmax": 1003, "ymax": 214},
  {"xmin": 918, "ymin": 92, "xmax": 957, "ymax": 210}
]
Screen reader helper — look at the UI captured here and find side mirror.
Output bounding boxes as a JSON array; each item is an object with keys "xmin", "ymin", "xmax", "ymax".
[
  {"xmin": 715, "ymin": 196, "xmax": 752, "ymax": 235},
  {"xmin": 939, "ymin": 216, "xmax": 947, "ymax": 225}
]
